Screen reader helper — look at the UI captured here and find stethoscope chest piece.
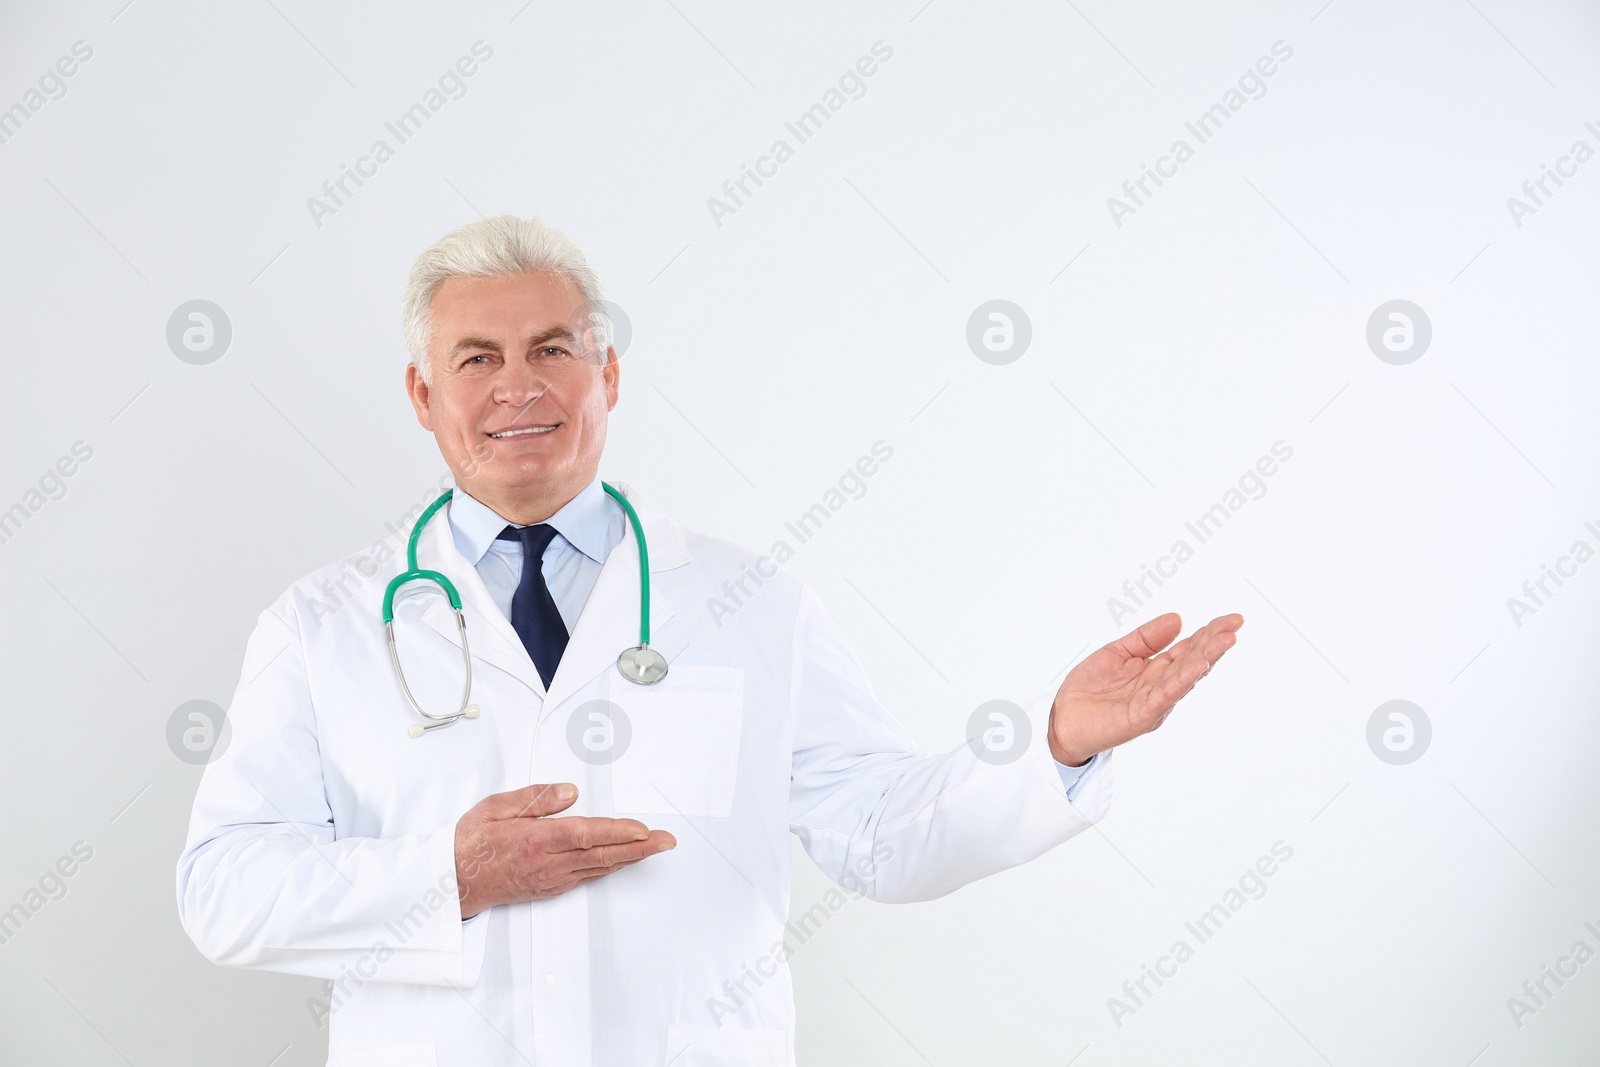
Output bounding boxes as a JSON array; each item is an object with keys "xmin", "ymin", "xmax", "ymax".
[{"xmin": 617, "ymin": 644, "xmax": 669, "ymax": 685}]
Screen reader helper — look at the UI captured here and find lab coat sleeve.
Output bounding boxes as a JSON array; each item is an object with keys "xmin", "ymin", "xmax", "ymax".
[
  {"xmin": 175, "ymin": 602, "xmax": 489, "ymax": 987},
  {"xmin": 787, "ymin": 583, "xmax": 1113, "ymax": 904}
]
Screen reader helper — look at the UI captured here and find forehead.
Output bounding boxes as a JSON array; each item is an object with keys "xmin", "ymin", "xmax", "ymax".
[{"xmin": 429, "ymin": 271, "xmax": 585, "ymax": 336}]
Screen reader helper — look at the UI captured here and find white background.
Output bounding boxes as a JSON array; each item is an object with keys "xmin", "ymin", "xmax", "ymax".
[{"xmin": 1, "ymin": 0, "xmax": 1597, "ymax": 1063}]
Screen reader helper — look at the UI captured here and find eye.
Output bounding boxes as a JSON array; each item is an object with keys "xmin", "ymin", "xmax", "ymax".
[{"xmin": 538, "ymin": 346, "xmax": 572, "ymax": 359}]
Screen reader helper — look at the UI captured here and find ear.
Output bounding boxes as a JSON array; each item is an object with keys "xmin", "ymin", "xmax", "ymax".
[
  {"xmin": 405, "ymin": 362, "xmax": 434, "ymax": 430},
  {"xmin": 603, "ymin": 347, "xmax": 620, "ymax": 411}
]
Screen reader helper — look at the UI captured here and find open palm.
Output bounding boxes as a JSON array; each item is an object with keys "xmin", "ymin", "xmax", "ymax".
[{"xmin": 1048, "ymin": 612, "xmax": 1244, "ymax": 766}]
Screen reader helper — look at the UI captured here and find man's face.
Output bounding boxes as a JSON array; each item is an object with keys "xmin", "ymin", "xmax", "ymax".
[{"xmin": 406, "ymin": 271, "xmax": 619, "ymax": 510}]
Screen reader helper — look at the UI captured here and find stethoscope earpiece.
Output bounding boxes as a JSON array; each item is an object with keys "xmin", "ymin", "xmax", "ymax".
[{"xmin": 407, "ymin": 705, "xmax": 479, "ymax": 739}]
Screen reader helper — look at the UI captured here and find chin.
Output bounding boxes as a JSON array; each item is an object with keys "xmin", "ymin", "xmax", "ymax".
[{"xmin": 508, "ymin": 458, "xmax": 572, "ymax": 483}]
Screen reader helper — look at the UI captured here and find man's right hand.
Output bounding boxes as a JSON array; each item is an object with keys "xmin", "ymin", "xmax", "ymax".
[{"xmin": 454, "ymin": 783, "xmax": 676, "ymax": 919}]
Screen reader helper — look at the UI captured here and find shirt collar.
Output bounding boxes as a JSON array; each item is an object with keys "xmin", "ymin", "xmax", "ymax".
[{"xmin": 447, "ymin": 474, "xmax": 616, "ymax": 566}]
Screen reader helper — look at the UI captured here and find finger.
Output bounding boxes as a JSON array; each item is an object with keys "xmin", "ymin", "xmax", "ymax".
[
  {"xmin": 1151, "ymin": 614, "xmax": 1241, "ymax": 668},
  {"xmin": 549, "ymin": 850, "xmax": 667, "ymax": 895},
  {"xmin": 483, "ymin": 782, "xmax": 578, "ymax": 821},
  {"xmin": 1110, "ymin": 612, "xmax": 1182, "ymax": 660},
  {"xmin": 545, "ymin": 816, "xmax": 655, "ymax": 852},
  {"xmin": 1192, "ymin": 629, "xmax": 1238, "ymax": 675},
  {"xmin": 1149, "ymin": 630, "xmax": 1198, "ymax": 669},
  {"xmin": 555, "ymin": 868, "xmax": 617, "ymax": 894},
  {"xmin": 568, "ymin": 852, "xmax": 649, "ymax": 877},
  {"xmin": 1149, "ymin": 619, "xmax": 1221, "ymax": 669},
  {"xmin": 1149, "ymin": 632, "xmax": 1237, "ymax": 709},
  {"xmin": 568, "ymin": 833, "xmax": 676, "ymax": 872}
]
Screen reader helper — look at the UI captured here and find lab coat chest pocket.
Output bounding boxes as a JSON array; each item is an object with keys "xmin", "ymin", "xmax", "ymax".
[{"xmin": 609, "ymin": 665, "xmax": 743, "ymax": 819}]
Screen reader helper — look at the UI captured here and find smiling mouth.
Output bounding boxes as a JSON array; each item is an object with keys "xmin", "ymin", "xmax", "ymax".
[{"xmin": 489, "ymin": 425, "xmax": 559, "ymax": 439}]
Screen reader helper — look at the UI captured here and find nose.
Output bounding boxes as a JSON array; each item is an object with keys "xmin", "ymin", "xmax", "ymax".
[{"xmin": 494, "ymin": 357, "xmax": 552, "ymax": 411}]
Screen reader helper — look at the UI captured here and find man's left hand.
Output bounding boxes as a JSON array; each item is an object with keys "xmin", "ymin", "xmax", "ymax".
[{"xmin": 1048, "ymin": 612, "xmax": 1244, "ymax": 767}]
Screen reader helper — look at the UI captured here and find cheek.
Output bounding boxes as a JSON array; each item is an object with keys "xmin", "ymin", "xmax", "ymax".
[
  {"xmin": 561, "ymin": 383, "xmax": 609, "ymax": 424},
  {"xmin": 584, "ymin": 393, "xmax": 614, "ymax": 438},
  {"xmin": 437, "ymin": 386, "xmax": 487, "ymax": 431}
]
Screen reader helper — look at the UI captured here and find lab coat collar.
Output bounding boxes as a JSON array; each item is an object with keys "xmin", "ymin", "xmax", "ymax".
[{"xmin": 413, "ymin": 479, "xmax": 692, "ymax": 706}]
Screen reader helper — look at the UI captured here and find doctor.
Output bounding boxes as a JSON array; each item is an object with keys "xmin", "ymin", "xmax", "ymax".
[{"xmin": 177, "ymin": 215, "xmax": 1242, "ymax": 1067}]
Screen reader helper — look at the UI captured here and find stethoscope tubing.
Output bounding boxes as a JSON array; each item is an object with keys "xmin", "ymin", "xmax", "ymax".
[{"xmin": 383, "ymin": 482, "xmax": 660, "ymax": 736}]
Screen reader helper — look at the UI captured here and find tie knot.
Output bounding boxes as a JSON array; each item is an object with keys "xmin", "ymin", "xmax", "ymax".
[{"xmin": 497, "ymin": 523, "xmax": 562, "ymax": 560}]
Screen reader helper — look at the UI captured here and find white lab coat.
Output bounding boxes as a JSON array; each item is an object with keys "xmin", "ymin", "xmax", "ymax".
[{"xmin": 176, "ymin": 481, "xmax": 1113, "ymax": 1067}]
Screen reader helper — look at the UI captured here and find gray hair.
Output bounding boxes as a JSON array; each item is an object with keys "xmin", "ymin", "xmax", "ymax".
[{"xmin": 401, "ymin": 214, "xmax": 610, "ymax": 385}]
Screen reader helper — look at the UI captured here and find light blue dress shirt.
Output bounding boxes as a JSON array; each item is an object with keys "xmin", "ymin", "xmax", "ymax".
[
  {"xmin": 445, "ymin": 476, "xmax": 1102, "ymax": 796},
  {"xmin": 448, "ymin": 474, "xmax": 626, "ymax": 635}
]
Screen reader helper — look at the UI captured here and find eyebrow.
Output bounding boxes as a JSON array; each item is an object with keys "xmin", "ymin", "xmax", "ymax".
[{"xmin": 450, "ymin": 326, "xmax": 578, "ymax": 358}]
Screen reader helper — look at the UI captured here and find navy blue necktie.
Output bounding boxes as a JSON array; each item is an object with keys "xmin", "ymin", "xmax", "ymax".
[{"xmin": 496, "ymin": 523, "xmax": 569, "ymax": 688}]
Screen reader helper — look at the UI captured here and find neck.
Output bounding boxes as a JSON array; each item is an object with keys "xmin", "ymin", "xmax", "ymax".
[{"xmin": 465, "ymin": 475, "xmax": 591, "ymax": 526}]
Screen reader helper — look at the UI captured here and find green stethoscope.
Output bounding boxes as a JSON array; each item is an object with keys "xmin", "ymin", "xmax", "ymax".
[{"xmin": 382, "ymin": 481, "xmax": 668, "ymax": 738}]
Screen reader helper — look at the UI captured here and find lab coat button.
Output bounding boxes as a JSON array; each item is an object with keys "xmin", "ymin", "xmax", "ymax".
[{"xmin": 544, "ymin": 972, "xmax": 556, "ymax": 986}]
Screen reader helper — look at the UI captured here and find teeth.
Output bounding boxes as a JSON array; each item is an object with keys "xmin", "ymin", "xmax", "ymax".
[{"xmin": 491, "ymin": 426, "xmax": 556, "ymax": 438}]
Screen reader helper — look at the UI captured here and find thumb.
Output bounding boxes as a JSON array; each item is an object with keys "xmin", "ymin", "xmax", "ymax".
[
  {"xmin": 1111, "ymin": 612, "xmax": 1182, "ymax": 660},
  {"xmin": 482, "ymin": 782, "xmax": 578, "ymax": 821}
]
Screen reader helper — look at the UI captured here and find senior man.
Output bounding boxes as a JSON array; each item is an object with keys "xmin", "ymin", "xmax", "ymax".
[{"xmin": 177, "ymin": 215, "xmax": 1242, "ymax": 1067}]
